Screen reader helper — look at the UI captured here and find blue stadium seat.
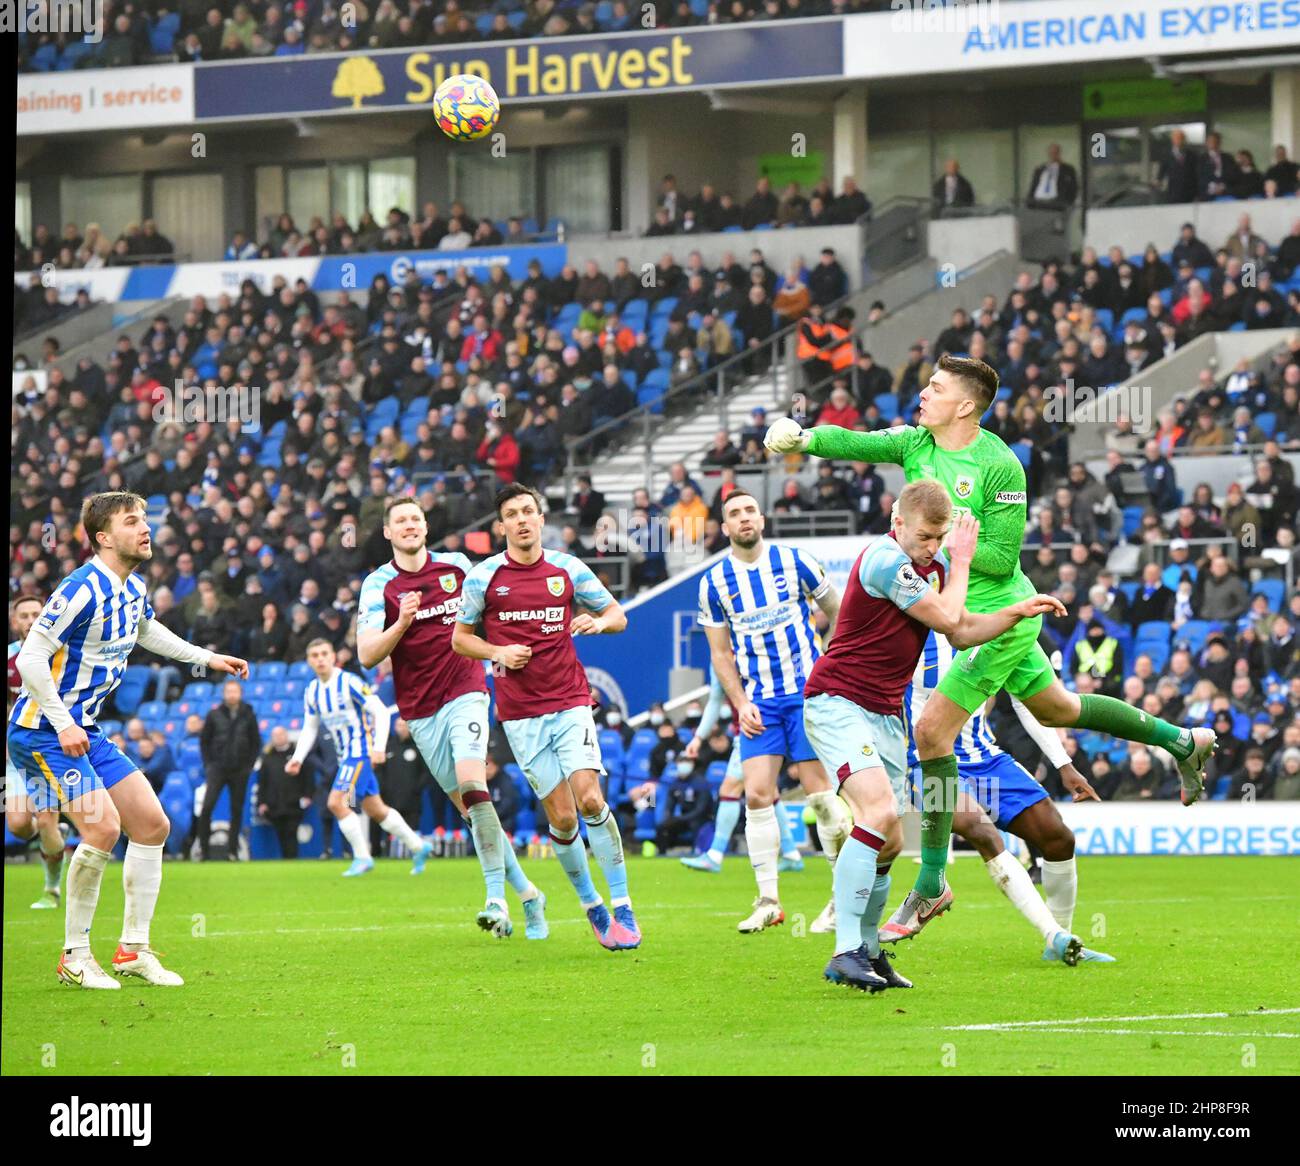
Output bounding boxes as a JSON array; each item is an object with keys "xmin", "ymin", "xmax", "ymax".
[
  {"xmin": 183, "ymin": 680, "xmax": 211, "ymax": 701},
  {"xmin": 1093, "ymin": 308, "xmax": 1114, "ymax": 333},
  {"xmin": 1011, "ymin": 443, "xmax": 1031, "ymax": 467},
  {"xmin": 28, "ymin": 43, "xmax": 59, "ymax": 71},
  {"xmin": 1176, "ymin": 620, "xmax": 1221, "ymax": 654},
  {"xmin": 598, "ymin": 729, "xmax": 625, "ymax": 773},
  {"xmin": 254, "ymin": 661, "xmax": 288, "ymax": 681},
  {"xmin": 1119, "ymin": 580, "xmax": 1139, "ymax": 603},
  {"xmin": 98, "ymin": 719, "xmax": 123, "ymax": 737},
  {"xmin": 112, "ymin": 677, "xmax": 148, "ymax": 716},
  {"xmin": 1211, "ymin": 776, "xmax": 1233, "ymax": 801},
  {"xmin": 288, "ymin": 661, "xmax": 314, "ymax": 680},
  {"xmin": 651, "ymin": 297, "xmax": 678, "ymax": 319},
  {"xmin": 1136, "ymin": 641, "xmax": 1170, "ymax": 672},
  {"xmin": 1120, "ymin": 307, "xmax": 1147, "ymax": 327},
  {"xmin": 637, "ymin": 386, "xmax": 666, "ymax": 414},
  {"xmin": 624, "ymin": 730, "xmax": 657, "ymax": 780},
  {"xmin": 1122, "ymin": 506, "xmax": 1145, "ymax": 539},
  {"xmin": 1255, "ymin": 412, "xmax": 1276, "ymax": 438},
  {"xmin": 138, "ymin": 700, "xmax": 168, "ymax": 722},
  {"xmin": 149, "ymin": 25, "xmax": 175, "ymax": 53},
  {"xmin": 874, "ymin": 393, "xmax": 900, "ymax": 422},
  {"xmin": 179, "ymin": 738, "xmax": 203, "ymax": 768},
  {"xmin": 705, "ymin": 761, "xmax": 729, "ymax": 789},
  {"xmin": 1135, "ymin": 620, "xmax": 1171, "ymax": 644},
  {"xmin": 1252, "ymin": 578, "xmax": 1284, "ymax": 612},
  {"xmin": 621, "ymin": 299, "xmax": 649, "ymax": 326},
  {"xmin": 161, "ymin": 775, "xmax": 192, "ymax": 853},
  {"xmin": 1162, "ymin": 562, "xmax": 1196, "ymax": 590},
  {"xmin": 58, "ymin": 41, "xmax": 98, "ymax": 70}
]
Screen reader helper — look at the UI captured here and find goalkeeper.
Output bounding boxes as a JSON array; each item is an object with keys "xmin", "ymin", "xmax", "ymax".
[{"xmin": 766, "ymin": 354, "xmax": 1216, "ymax": 934}]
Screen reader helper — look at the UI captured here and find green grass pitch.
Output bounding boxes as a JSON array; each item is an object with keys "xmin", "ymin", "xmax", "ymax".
[{"xmin": 3, "ymin": 854, "xmax": 1297, "ymax": 1075}]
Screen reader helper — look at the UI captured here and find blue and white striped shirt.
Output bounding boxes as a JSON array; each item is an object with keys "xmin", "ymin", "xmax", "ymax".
[
  {"xmin": 9, "ymin": 557, "xmax": 153, "ymax": 731},
  {"xmin": 697, "ymin": 543, "xmax": 829, "ymax": 701},
  {"xmin": 903, "ymin": 629, "xmax": 1001, "ymax": 768},
  {"xmin": 304, "ymin": 668, "xmax": 380, "ymax": 760}
]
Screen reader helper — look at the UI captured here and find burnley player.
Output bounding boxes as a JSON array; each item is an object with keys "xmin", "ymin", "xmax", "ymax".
[
  {"xmin": 801, "ymin": 482, "xmax": 1067, "ymax": 991},
  {"xmin": 698, "ymin": 490, "xmax": 850, "ymax": 934},
  {"xmin": 452, "ymin": 484, "xmax": 638, "ymax": 952},
  {"xmin": 286, "ymin": 638, "xmax": 431, "ymax": 877},
  {"xmin": 9, "ymin": 492, "xmax": 248, "ymax": 989},
  {"xmin": 358, "ymin": 496, "xmax": 546, "ymax": 940},
  {"xmin": 767, "ymin": 354, "xmax": 1216, "ymax": 926},
  {"xmin": 7, "ymin": 593, "xmax": 67, "ymax": 909}
]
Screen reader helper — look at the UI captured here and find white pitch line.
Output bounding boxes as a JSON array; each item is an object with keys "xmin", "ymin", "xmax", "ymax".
[
  {"xmin": 946, "ymin": 1008, "xmax": 1300, "ymax": 1032},
  {"xmin": 1013, "ymin": 1028, "xmax": 1299, "ymax": 1039}
]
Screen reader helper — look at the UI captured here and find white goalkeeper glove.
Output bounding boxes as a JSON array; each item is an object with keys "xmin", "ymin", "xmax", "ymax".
[{"xmin": 764, "ymin": 417, "xmax": 811, "ymax": 453}]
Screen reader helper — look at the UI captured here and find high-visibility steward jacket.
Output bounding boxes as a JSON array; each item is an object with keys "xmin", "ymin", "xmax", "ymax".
[
  {"xmin": 797, "ymin": 319, "xmax": 828, "ymax": 361},
  {"xmin": 1075, "ymin": 636, "xmax": 1119, "ymax": 678}
]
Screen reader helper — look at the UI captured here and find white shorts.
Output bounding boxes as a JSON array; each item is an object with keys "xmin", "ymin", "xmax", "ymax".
[
  {"xmin": 407, "ymin": 692, "xmax": 491, "ymax": 795},
  {"xmin": 803, "ymin": 693, "xmax": 909, "ymax": 804},
  {"xmin": 502, "ymin": 705, "xmax": 604, "ymax": 801}
]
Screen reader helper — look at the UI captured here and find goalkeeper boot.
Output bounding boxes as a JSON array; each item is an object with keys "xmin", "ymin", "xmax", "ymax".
[
  {"xmin": 1177, "ymin": 727, "xmax": 1217, "ymax": 806},
  {"xmin": 879, "ymin": 886, "xmax": 953, "ymax": 943}
]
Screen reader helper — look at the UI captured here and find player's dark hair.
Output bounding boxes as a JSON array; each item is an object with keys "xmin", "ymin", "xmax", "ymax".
[
  {"xmin": 383, "ymin": 495, "xmax": 424, "ymax": 521},
  {"xmin": 720, "ymin": 489, "xmax": 759, "ymax": 518},
  {"xmin": 937, "ymin": 352, "xmax": 999, "ymax": 415},
  {"xmin": 305, "ymin": 637, "xmax": 334, "ymax": 653},
  {"xmin": 81, "ymin": 491, "xmax": 147, "ymax": 548},
  {"xmin": 10, "ymin": 593, "xmax": 43, "ymax": 612},
  {"xmin": 494, "ymin": 482, "xmax": 545, "ymax": 518}
]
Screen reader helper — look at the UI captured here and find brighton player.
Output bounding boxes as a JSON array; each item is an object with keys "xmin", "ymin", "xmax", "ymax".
[
  {"xmin": 882, "ymin": 631, "xmax": 1115, "ymax": 963},
  {"xmin": 7, "ymin": 593, "xmax": 67, "ymax": 909},
  {"xmin": 698, "ymin": 489, "xmax": 851, "ymax": 935},
  {"xmin": 767, "ymin": 354, "xmax": 1215, "ymax": 926},
  {"xmin": 802, "ymin": 482, "xmax": 1066, "ymax": 991},
  {"xmin": 679, "ymin": 668, "xmax": 804, "ymax": 874},
  {"xmin": 9, "ymin": 492, "xmax": 248, "ymax": 989},
  {"xmin": 358, "ymin": 496, "xmax": 547, "ymax": 939},
  {"xmin": 286, "ymin": 638, "xmax": 430, "ymax": 877},
  {"xmin": 452, "ymin": 483, "xmax": 638, "ymax": 952}
]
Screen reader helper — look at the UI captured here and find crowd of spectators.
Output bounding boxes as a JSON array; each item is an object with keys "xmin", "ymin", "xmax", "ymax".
[
  {"xmin": 647, "ymin": 174, "xmax": 871, "ymax": 236},
  {"xmin": 18, "ymin": 1, "xmax": 906, "ymax": 73},
  {"xmin": 15, "ymin": 220, "xmax": 176, "ymax": 273}
]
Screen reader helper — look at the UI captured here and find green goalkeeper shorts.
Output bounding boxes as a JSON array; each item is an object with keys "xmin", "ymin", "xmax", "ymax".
[{"xmin": 936, "ymin": 614, "xmax": 1057, "ymax": 715}]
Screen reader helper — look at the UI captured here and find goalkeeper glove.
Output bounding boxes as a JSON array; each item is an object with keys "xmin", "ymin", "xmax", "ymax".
[{"xmin": 764, "ymin": 417, "xmax": 811, "ymax": 453}]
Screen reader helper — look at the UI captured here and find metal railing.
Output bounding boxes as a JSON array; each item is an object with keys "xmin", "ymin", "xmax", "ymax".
[{"xmin": 558, "ymin": 199, "xmax": 933, "ymax": 491}]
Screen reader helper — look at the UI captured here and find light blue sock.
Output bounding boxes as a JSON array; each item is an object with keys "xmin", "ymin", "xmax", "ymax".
[
  {"xmin": 774, "ymin": 801, "xmax": 797, "ymax": 856},
  {"xmin": 832, "ymin": 828, "xmax": 882, "ymax": 956},
  {"xmin": 708, "ymin": 797, "xmax": 742, "ymax": 859},
  {"xmin": 861, "ymin": 866, "xmax": 892, "ymax": 958},
  {"xmin": 552, "ymin": 825, "xmax": 599, "ymax": 906},
  {"xmin": 502, "ymin": 832, "xmax": 530, "ymax": 896},
  {"xmin": 583, "ymin": 807, "xmax": 630, "ymax": 905}
]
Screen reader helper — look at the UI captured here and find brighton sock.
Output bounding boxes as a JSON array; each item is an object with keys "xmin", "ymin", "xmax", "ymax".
[
  {"xmin": 378, "ymin": 808, "xmax": 424, "ymax": 851},
  {"xmin": 744, "ymin": 803, "xmax": 781, "ymax": 901},
  {"xmin": 583, "ymin": 806, "xmax": 630, "ymax": 906},
  {"xmin": 337, "ymin": 812, "xmax": 371, "ymax": 861},
  {"xmin": 806, "ymin": 790, "xmax": 850, "ymax": 861},
  {"xmin": 985, "ymin": 850, "xmax": 1062, "ymax": 941},
  {"xmin": 861, "ymin": 863, "xmax": 892, "ymax": 957},
  {"xmin": 774, "ymin": 799, "xmax": 800, "ymax": 859},
  {"xmin": 42, "ymin": 846, "xmax": 65, "ymax": 893},
  {"xmin": 502, "ymin": 832, "xmax": 533, "ymax": 898},
  {"xmin": 708, "ymin": 796, "xmax": 742, "ymax": 863},
  {"xmin": 1074, "ymin": 694, "xmax": 1193, "ymax": 759},
  {"xmin": 833, "ymin": 827, "xmax": 883, "ymax": 955},
  {"xmin": 462, "ymin": 790, "xmax": 506, "ymax": 901},
  {"xmin": 64, "ymin": 842, "xmax": 111, "ymax": 954},
  {"xmin": 1041, "ymin": 857, "xmax": 1078, "ymax": 932},
  {"xmin": 551, "ymin": 822, "xmax": 599, "ymax": 907},
  {"xmin": 916, "ymin": 754, "xmax": 958, "ymax": 898},
  {"xmin": 121, "ymin": 841, "xmax": 164, "ymax": 948}
]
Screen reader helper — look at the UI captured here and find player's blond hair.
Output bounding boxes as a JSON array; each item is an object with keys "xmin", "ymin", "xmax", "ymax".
[{"xmin": 896, "ymin": 479, "xmax": 952, "ymax": 529}]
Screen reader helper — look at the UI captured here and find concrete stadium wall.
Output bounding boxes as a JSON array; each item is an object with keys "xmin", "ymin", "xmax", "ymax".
[
  {"xmin": 564, "ymin": 223, "xmax": 864, "ymax": 290},
  {"xmin": 1085, "ymin": 198, "xmax": 1299, "ymax": 257},
  {"xmin": 927, "ymin": 215, "xmax": 1019, "ymax": 275}
]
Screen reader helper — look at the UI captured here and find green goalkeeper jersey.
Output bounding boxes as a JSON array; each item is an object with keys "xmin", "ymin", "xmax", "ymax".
[{"xmin": 806, "ymin": 424, "xmax": 1034, "ymax": 613}]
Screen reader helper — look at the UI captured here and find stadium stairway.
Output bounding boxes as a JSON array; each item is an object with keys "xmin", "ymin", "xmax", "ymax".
[
  {"xmin": 573, "ymin": 250, "xmax": 1032, "ymax": 509},
  {"xmin": 37, "ymin": 296, "xmax": 193, "ymax": 381}
]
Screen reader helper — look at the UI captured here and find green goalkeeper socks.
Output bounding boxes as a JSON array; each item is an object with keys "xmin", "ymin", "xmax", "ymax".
[
  {"xmin": 1074, "ymin": 694, "xmax": 1193, "ymax": 760},
  {"xmin": 916, "ymin": 754, "xmax": 958, "ymax": 899}
]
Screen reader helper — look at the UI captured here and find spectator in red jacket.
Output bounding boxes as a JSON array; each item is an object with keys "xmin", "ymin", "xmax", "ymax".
[
  {"xmin": 476, "ymin": 422, "xmax": 520, "ymax": 485},
  {"xmin": 817, "ymin": 381, "xmax": 861, "ymax": 429},
  {"xmin": 460, "ymin": 314, "xmax": 503, "ymax": 364}
]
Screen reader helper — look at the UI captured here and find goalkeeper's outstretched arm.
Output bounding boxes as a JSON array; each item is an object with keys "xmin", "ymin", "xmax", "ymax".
[{"xmin": 764, "ymin": 419, "xmax": 911, "ymax": 464}]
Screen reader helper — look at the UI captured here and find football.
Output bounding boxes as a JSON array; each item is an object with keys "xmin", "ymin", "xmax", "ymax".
[{"xmin": 433, "ymin": 74, "xmax": 501, "ymax": 142}]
